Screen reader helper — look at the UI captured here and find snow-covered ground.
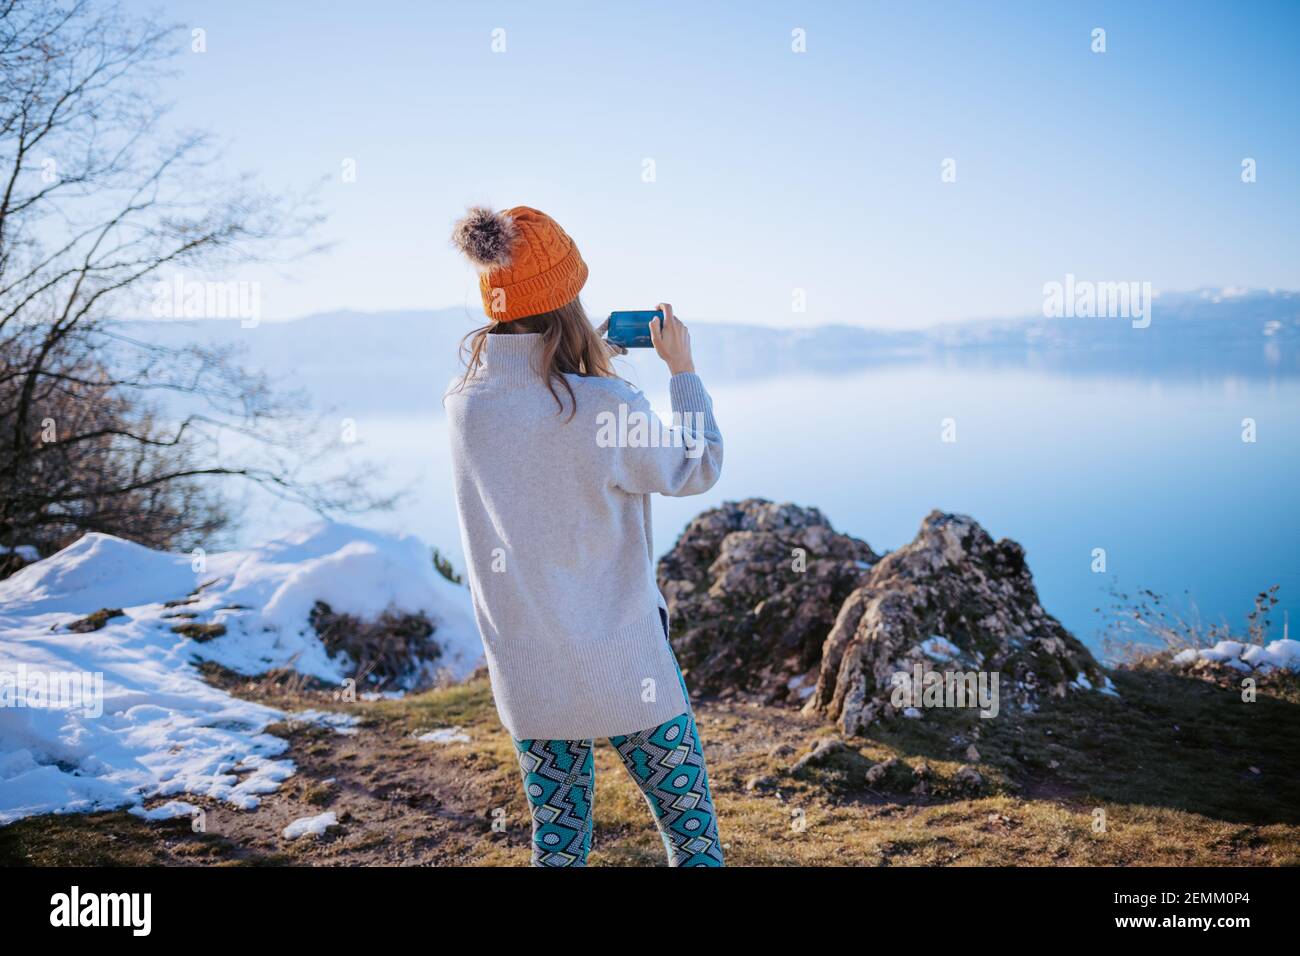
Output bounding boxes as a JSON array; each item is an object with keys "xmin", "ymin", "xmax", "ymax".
[{"xmin": 0, "ymin": 522, "xmax": 481, "ymax": 826}]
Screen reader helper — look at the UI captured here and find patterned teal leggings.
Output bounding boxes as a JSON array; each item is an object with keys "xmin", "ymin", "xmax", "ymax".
[
  {"xmin": 513, "ymin": 711, "xmax": 724, "ymax": 866},
  {"xmin": 512, "ymin": 611, "xmax": 723, "ymax": 867}
]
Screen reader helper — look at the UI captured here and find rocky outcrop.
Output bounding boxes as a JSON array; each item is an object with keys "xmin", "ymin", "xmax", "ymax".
[
  {"xmin": 657, "ymin": 499, "xmax": 879, "ymax": 703},
  {"xmin": 659, "ymin": 502, "xmax": 1109, "ymax": 735},
  {"xmin": 803, "ymin": 511, "xmax": 1107, "ymax": 735}
]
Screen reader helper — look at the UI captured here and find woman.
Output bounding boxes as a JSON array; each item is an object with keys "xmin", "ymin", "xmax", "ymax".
[{"xmin": 444, "ymin": 205, "xmax": 725, "ymax": 867}]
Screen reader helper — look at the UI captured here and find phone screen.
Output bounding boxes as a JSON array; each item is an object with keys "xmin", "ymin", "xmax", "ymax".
[{"xmin": 606, "ymin": 310, "xmax": 664, "ymax": 349}]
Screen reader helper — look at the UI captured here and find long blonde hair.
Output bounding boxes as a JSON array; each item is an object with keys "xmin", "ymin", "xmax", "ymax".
[{"xmin": 451, "ymin": 297, "xmax": 621, "ymax": 421}]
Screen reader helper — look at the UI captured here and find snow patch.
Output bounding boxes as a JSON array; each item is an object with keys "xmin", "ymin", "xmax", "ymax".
[
  {"xmin": 1172, "ymin": 638, "xmax": 1300, "ymax": 673},
  {"xmin": 129, "ymin": 800, "xmax": 202, "ymax": 821},
  {"xmin": 785, "ymin": 672, "xmax": 818, "ymax": 700},
  {"xmin": 920, "ymin": 635, "xmax": 961, "ymax": 662},
  {"xmin": 282, "ymin": 811, "xmax": 338, "ymax": 840},
  {"xmin": 0, "ymin": 521, "xmax": 483, "ymax": 826},
  {"xmin": 287, "ymin": 709, "xmax": 361, "ymax": 736},
  {"xmin": 416, "ymin": 727, "xmax": 470, "ymax": 744},
  {"xmin": 0, "ymin": 532, "xmax": 200, "ymax": 615}
]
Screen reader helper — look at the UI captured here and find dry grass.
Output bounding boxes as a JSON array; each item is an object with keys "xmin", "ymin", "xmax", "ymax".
[
  {"xmin": 3, "ymin": 664, "xmax": 1298, "ymax": 867},
  {"xmin": 64, "ymin": 607, "xmax": 125, "ymax": 633}
]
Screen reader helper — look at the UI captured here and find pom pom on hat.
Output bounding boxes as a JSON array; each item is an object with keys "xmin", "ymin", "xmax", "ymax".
[{"xmin": 450, "ymin": 205, "xmax": 519, "ymax": 270}]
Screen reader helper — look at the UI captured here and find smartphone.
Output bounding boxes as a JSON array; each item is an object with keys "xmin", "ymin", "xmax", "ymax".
[{"xmin": 606, "ymin": 310, "xmax": 664, "ymax": 349}]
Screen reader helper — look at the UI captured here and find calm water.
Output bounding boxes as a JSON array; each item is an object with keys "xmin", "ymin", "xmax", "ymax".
[{"xmin": 242, "ymin": 356, "xmax": 1299, "ymax": 655}]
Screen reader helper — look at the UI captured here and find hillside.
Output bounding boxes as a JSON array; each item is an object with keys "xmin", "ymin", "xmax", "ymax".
[{"xmin": 2, "ymin": 505, "xmax": 1298, "ymax": 865}]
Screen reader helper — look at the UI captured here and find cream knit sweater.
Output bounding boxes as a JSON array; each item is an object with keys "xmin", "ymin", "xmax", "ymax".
[{"xmin": 443, "ymin": 332, "xmax": 723, "ymax": 740}]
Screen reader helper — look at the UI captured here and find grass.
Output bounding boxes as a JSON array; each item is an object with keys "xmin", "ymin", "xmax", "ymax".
[
  {"xmin": 169, "ymin": 622, "xmax": 227, "ymax": 641},
  {"xmin": 65, "ymin": 608, "xmax": 124, "ymax": 633},
  {"xmin": 3, "ymin": 663, "xmax": 1297, "ymax": 867}
]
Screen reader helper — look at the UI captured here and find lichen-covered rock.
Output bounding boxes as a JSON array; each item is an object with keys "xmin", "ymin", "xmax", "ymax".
[
  {"xmin": 804, "ymin": 511, "xmax": 1106, "ymax": 735},
  {"xmin": 657, "ymin": 498, "xmax": 879, "ymax": 702},
  {"xmin": 789, "ymin": 737, "xmax": 848, "ymax": 774},
  {"xmin": 953, "ymin": 766, "xmax": 985, "ymax": 794},
  {"xmin": 865, "ymin": 757, "xmax": 899, "ymax": 786}
]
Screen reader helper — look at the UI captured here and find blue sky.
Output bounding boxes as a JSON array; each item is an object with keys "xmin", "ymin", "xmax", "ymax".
[{"xmin": 128, "ymin": 0, "xmax": 1300, "ymax": 328}]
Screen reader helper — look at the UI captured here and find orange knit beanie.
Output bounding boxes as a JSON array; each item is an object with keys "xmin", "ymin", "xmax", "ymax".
[{"xmin": 450, "ymin": 205, "xmax": 588, "ymax": 322}]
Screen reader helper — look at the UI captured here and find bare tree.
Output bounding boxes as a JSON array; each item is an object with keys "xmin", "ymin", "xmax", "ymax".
[{"xmin": 0, "ymin": 0, "xmax": 393, "ymax": 561}]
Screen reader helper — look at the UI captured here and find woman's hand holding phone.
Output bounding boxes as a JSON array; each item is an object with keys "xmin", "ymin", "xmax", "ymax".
[{"xmin": 649, "ymin": 303, "xmax": 694, "ymax": 376}]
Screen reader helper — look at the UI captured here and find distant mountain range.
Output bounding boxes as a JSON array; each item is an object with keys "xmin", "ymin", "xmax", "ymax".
[{"xmin": 119, "ymin": 288, "xmax": 1300, "ymax": 414}]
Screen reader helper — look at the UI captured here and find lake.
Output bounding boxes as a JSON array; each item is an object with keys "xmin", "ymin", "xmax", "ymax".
[{"xmin": 236, "ymin": 347, "xmax": 1299, "ymax": 656}]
